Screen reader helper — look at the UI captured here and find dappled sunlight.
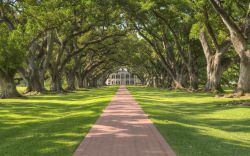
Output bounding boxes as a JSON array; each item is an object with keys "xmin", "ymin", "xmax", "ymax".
[
  {"xmin": 153, "ymin": 118, "xmax": 250, "ymax": 147},
  {"xmin": 198, "ymin": 108, "xmax": 250, "ymax": 120},
  {"xmin": 54, "ymin": 132, "xmax": 87, "ymax": 138},
  {"xmin": 0, "ymin": 95, "xmax": 114, "ymax": 105},
  {"xmin": 1, "ymin": 0, "xmax": 249, "ymax": 155},
  {"xmin": 128, "ymin": 86, "xmax": 250, "ymax": 156},
  {"xmin": 0, "ymin": 86, "xmax": 118, "ymax": 156},
  {"xmin": 87, "ymin": 124, "xmax": 127, "ymax": 137}
]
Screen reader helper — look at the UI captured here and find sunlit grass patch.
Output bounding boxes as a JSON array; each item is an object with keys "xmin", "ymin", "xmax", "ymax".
[
  {"xmin": 128, "ymin": 86, "xmax": 250, "ymax": 156},
  {"xmin": 0, "ymin": 86, "xmax": 118, "ymax": 156}
]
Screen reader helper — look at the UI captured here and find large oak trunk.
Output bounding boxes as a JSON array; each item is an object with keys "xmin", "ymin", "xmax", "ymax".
[
  {"xmin": 146, "ymin": 77, "xmax": 153, "ymax": 87},
  {"xmin": 173, "ymin": 81, "xmax": 183, "ymax": 89},
  {"xmin": 153, "ymin": 76, "xmax": 159, "ymax": 88},
  {"xmin": 0, "ymin": 76, "xmax": 22, "ymax": 98},
  {"xmin": 19, "ymin": 65, "xmax": 45, "ymax": 93},
  {"xmin": 39, "ymin": 70, "xmax": 46, "ymax": 91},
  {"xmin": 26, "ymin": 79, "xmax": 44, "ymax": 93},
  {"xmin": 187, "ymin": 46, "xmax": 199, "ymax": 90},
  {"xmin": 50, "ymin": 73, "xmax": 64, "ymax": 92},
  {"xmin": 230, "ymin": 33, "xmax": 250, "ymax": 93},
  {"xmin": 189, "ymin": 71, "xmax": 198, "ymax": 90},
  {"xmin": 173, "ymin": 74, "xmax": 184, "ymax": 89},
  {"xmin": 205, "ymin": 53, "xmax": 224, "ymax": 92},
  {"xmin": 66, "ymin": 71, "xmax": 76, "ymax": 91},
  {"xmin": 209, "ymin": 0, "xmax": 250, "ymax": 93},
  {"xmin": 76, "ymin": 74, "xmax": 88, "ymax": 88},
  {"xmin": 238, "ymin": 54, "xmax": 250, "ymax": 92},
  {"xmin": 173, "ymin": 68, "xmax": 186, "ymax": 89},
  {"xmin": 89, "ymin": 78, "xmax": 97, "ymax": 88},
  {"xmin": 81, "ymin": 78, "xmax": 88, "ymax": 88},
  {"xmin": 76, "ymin": 75, "xmax": 84, "ymax": 88},
  {"xmin": 199, "ymin": 31, "xmax": 230, "ymax": 92},
  {"xmin": 27, "ymin": 70, "xmax": 44, "ymax": 93}
]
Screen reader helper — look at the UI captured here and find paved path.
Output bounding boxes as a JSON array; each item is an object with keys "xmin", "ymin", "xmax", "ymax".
[{"xmin": 73, "ymin": 86, "xmax": 176, "ymax": 156}]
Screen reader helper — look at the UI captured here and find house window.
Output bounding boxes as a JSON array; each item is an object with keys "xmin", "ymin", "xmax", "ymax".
[
  {"xmin": 126, "ymin": 74, "xmax": 129, "ymax": 79},
  {"xmin": 121, "ymin": 74, "xmax": 124, "ymax": 79},
  {"xmin": 116, "ymin": 74, "xmax": 120, "ymax": 79}
]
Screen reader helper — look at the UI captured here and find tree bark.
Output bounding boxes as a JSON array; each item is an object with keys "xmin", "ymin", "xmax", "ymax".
[
  {"xmin": 238, "ymin": 54, "xmax": 250, "ymax": 92},
  {"xmin": 76, "ymin": 75, "xmax": 84, "ymax": 88},
  {"xmin": 29, "ymin": 68, "xmax": 44, "ymax": 93},
  {"xmin": 0, "ymin": 76, "xmax": 22, "ymax": 98},
  {"xmin": 200, "ymin": 31, "xmax": 218, "ymax": 91},
  {"xmin": 82, "ymin": 77, "xmax": 88, "ymax": 88},
  {"xmin": 174, "ymin": 69, "xmax": 186, "ymax": 89},
  {"xmin": 199, "ymin": 31, "xmax": 230, "ymax": 92},
  {"xmin": 153, "ymin": 76, "xmax": 158, "ymax": 88},
  {"xmin": 152, "ymin": 11, "xmax": 198, "ymax": 90},
  {"xmin": 27, "ymin": 79, "xmax": 43, "ymax": 93},
  {"xmin": 65, "ymin": 70, "xmax": 76, "ymax": 91},
  {"xmin": 134, "ymin": 24, "xmax": 185, "ymax": 89},
  {"xmin": 209, "ymin": 0, "xmax": 250, "ymax": 93},
  {"xmin": 50, "ymin": 72, "xmax": 64, "ymax": 92},
  {"xmin": 20, "ymin": 39, "xmax": 46, "ymax": 93},
  {"xmin": 146, "ymin": 77, "xmax": 153, "ymax": 87},
  {"xmin": 173, "ymin": 80, "xmax": 183, "ymax": 89},
  {"xmin": 187, "ymin": 43, "xmax": 199, "ymax": 90},
  {"xmin": 205, "ymin": 53, "xmax": 224, "ymax": 91},
  {"xmin": 39, "ymin": 71, "xmax": 46, "ymax": 91},
  {"xmin": 189, "ymin": 71, "xmax": 198, "ymax": 90},
  {"xmin": 76, "ymin": 76, "xmax": 88, "ymax": 88},
  {"xmin": 89, "ymin": 78, "xmax": 97, "ymax": 88}
]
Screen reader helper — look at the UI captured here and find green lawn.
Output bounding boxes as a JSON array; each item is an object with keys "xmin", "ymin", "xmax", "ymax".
[
  {"xmin": 0, "ymin": 86, "xmax": 118, "ymax": 156},
  {"xmin": 128, "ymin": 86, "xmax": 250, "ymax": 156}
]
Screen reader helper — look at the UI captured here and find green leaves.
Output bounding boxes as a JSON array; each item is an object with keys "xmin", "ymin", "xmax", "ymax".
[
  {"xmin": 0, "ymin": 26, "xmax": 25, "ymax": 75},
  {"xmin": 190, "ymin": 22, "xmax": 204, "ymax": 39},
  {"xmin": 140, "ymin": 0, "xmax": 155, "ymax": 11}
]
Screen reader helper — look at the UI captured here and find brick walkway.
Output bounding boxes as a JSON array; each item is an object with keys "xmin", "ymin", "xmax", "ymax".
[{"xmin": 73, "ymin": 86, "xmax": 176, "ymax": 156}]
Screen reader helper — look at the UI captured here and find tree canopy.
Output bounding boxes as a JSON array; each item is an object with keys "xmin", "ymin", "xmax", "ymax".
[{"xmin": 0, "ymin": 0, "xmax": 249, "ymax": 98}]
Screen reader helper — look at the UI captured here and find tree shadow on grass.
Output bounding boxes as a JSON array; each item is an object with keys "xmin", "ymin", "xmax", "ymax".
[
  {"xmin": 156, "ymin": 122, "xmax": 250, "ymax": 156},
  {"xmin": 147, "ymin": 110, "xmax": 250, "ymax": 156},
  {"xmin": 30, "ymin": 88, "xmax": 117, "ymax": 101},
  {"xmin": 128, "ymin": 86, "xmax": 250, "ymax": 156},
  {"xmin": 0, "ymin": 115, "xmax": 99, "ymax": 156},
  {"xmin": 128, "ymin": 86, "xmax": 215, "ymax": 98},
  {"xmin": 0, "ymin": 87, "xmax": 118, "ymax": 156}
]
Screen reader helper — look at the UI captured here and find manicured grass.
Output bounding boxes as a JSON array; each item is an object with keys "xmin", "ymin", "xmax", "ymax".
[
  {"xmin": 0, "ymin": 86, "xmax": 118, "ymax": 156},
  {"xmin": 128, "ymin": 86, "xmax": 250, "ymax": 156}
]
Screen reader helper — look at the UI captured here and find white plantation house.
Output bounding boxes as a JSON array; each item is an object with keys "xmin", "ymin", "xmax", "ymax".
[{"xmin": 106, "ymin": 68, "xmax": 141, "ymax": 85}]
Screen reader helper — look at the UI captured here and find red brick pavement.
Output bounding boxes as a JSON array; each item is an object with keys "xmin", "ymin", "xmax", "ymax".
[{"xmin": 73, "ymin": 86, "xmax": 176, "ymax": 156}]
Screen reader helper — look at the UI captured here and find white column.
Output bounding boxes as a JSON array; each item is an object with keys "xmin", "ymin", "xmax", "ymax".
[
  {"xmin": 120, "ymin": 73, "xmax": 121, "ymax": 85},
  {"xmin": 126, "ymin": 73, "xmax": 127, "ymax": 85},
  {"xmin": 129, "ymin": 73, "xmax": 131, "ymax": 85}
]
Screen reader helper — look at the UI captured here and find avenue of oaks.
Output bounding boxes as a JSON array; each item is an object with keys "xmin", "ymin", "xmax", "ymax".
[{"xmin": 0, "ymin": 0, "xmax": 249, "ymax": 98}]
